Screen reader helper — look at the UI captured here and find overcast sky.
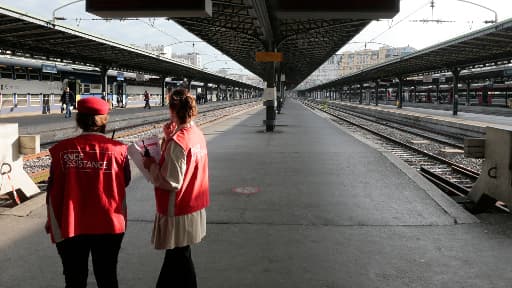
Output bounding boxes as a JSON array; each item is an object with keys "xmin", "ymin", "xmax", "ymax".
[
  {"xmin": 344, "ymin": 0, "xmax": 512, "ymax": 52},
  {"xmin": 0, "ymin": 0, "xmax": 511, "ymax": 81}
]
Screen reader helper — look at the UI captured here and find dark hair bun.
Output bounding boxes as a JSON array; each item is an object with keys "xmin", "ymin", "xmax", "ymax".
[{"xmin": 169, "ymin": 88, "xmax": 197, "ymax": 124}]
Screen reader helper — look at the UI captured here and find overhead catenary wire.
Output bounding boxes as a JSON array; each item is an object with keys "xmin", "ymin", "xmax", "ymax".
[
  {"xmin": 369, "ymin": 0, "xmax": 432, "ymax": 43},
  {"xmin": 59, "ymin": 14, "xmax": 251, "ymax": 75},
  {"xmin": 138, "ymin": 19, "xmax": 190, "ymax": 48}
]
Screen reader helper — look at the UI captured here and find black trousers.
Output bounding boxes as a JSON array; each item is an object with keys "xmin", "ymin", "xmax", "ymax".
[
  {"xmin": 56, "ymin": 233, "xmax": 124, "ymax": 288},
  {"xmin": 156, "ymin": 245, "xmax": 197, "ymax": 288}
]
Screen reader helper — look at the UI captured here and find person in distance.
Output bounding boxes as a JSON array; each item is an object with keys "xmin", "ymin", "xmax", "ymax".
[
  {"xmin": 60, "ymin": 87, "xmax": 75, "ymax": 119},
  {"xmin": 144, "ymin": 90, "xmax": 151, "ymax": 109}
]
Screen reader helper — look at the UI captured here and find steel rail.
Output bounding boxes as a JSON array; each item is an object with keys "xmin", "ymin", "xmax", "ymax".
[
  {"xmin": 328, "ymin": 103, "xmax": 465, "ymax": 148},
  {"xmin": 23, "ymin": 101, "xmax": 261, "ymax": 186},
  {"xmin": 305, "ymin": 100, "xmax": 480, "ymax": 179},
  {"xmin": 419, "ymin": 166, "xmax": 471, "ymax": 197}
]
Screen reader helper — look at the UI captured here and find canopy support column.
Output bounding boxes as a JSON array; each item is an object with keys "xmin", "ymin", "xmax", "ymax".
[
  {"xmin": 397, "ymin": 77, "xmax": 404, "ymax": 109},
  {"xmin": 161, "ymin": 76, "xmax": 167, "ymax": 107},
  {"xmin": 452, "ymin": 68, "xmax": 461, "ymax": 116},
  {"xmin": 465, "ymin": 80, "xmax": 471, "ymax": 106},
  {"xmin": 435, "ymin": 83, "xmax": 440, "ymax": 104},
  {"xmin": 100, "ymin": 65, "xmax": 109, "ymax": 101},
  {"xmin": 375, "ymin": 81, "xmax": 379, "ymax": 106},
  {"xmin": 203, "ymin": 82, "xmax": 208, "ymax": 103},
  {"xmin": 359, "ymin": 83, "xmax": 363, "ymax": 104}
]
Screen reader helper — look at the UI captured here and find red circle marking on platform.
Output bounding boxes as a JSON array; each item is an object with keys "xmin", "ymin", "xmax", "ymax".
[{"xmin": 232, "ymin": 186, "xmax": 260, "ymax": 195}]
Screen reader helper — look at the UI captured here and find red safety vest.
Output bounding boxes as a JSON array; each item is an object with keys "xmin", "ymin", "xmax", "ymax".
[
  {"xmin": 47, "ymin": 133, "xmax": 128, "ymax": 243},
  {"xmin": 154, "ymin": 125, "xmax": 209, "ymax": 216}
]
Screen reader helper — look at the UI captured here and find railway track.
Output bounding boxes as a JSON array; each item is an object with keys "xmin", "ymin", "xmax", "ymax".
[
  {"xmin": 0, "ymin": 100, "xmax": 261, "ymax": 208},
  {"xmin": 302, "ymin": 99, "xmax": 508, "ymax": 213},
  {"xmin": 37, "ymin": 100, "xmax": 260, "ymax": 149}
]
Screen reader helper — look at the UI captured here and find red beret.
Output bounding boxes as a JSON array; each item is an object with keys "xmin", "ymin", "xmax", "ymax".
[{"xmin": 77, "ymin": 97, "xmax": 109, "ymax": 115}]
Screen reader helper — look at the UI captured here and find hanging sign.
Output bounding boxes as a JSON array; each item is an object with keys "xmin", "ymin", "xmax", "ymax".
[
  {"xmin": 41, "ymin": 64, "xmax": 57, "ymax": 74},
  {"xmin": 256, "ymin": 52, "xmax": 283, "ymax": 62}
]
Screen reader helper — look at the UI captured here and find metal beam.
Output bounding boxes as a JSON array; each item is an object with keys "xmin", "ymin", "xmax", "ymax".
[{"xmin": 249, "ymin": 0, "xmax": 274, "ymax": 50}]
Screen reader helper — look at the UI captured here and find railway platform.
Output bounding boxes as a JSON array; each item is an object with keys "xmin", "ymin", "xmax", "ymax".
[
  {"xmin": 0, "ymin": 102, "xmax": 201, "ymax": 146},
  {"xmin": 0, "ymin": 100, "xmax": 246, "ymax": 140},
  {"xmin": 398, "ymin": 102, "xmax": 512, "ymax": 118},
  {"xmin": 1, "ymin": 99, "xmax": 512, "ymax": 287},
  {"xmin": 0, "ymin": 100, "xmax": 164, "ymax": 121},
  {"xmin": 384, "ymin": 102, "xmax": 512, "ymax": 129},
  {"xmin": 324, "ymin": 100, "xmax": 512, "ymax": 141},
  {"xmin": 0, "ymin": 101, "xmax": 157, "ymax": 119},
  {"xmin": 355, "ymin": 102, "xmax": 512, "ymax": 129}
]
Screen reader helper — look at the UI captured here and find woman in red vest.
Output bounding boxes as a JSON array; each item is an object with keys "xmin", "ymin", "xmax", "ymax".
[
  {"xmin": 46, "ymin": 97, "xmax": 131, "ymax": 288},
  {"xmin": 143, "ymin": 88, "xmax": 209, "ymax": 288}
]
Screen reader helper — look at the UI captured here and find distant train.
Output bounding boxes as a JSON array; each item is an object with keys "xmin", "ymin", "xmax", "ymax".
[
  {"xmin": 334, "ymin": 81, "xmax": 512, "ymax": 107},
  {"xmin": 0, "ymin": 55, "xmax": 169, "ymax": 109},
  {"xmin": 380, "ymin": 83, "xmax": 512, "ymax": 107},
  {"xmin": 0, "ymin": 55, "xmax": 259, "ymax": 112}
]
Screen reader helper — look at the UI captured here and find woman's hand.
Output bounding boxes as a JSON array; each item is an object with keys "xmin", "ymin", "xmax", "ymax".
[{"xmin": 143, "ymin": 156, "xmax": 156, "ymax": 170}]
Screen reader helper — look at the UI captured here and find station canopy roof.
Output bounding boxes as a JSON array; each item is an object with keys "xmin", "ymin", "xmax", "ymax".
[
  {"xmin": 167, "ymin": 0, "xmax": 400, "ymax": 89},
  {"xmin": 308, "ymin": 17, "xmax": 512, "ymax": 90},
  {"xmin": 0, "ymin": 6, "xmax": 256, "ymax": 88}
]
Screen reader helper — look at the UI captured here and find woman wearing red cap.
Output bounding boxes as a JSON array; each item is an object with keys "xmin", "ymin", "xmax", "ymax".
[
  {"xmin": 143, "ymin": 88, "xmax": 209, "ymax": 288},
  {"xmin": 46, "ymin": 96, "xmax": 131, "ymax": 288}
]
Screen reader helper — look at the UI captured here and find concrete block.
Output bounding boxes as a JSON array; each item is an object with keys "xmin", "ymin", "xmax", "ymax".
[
  {"xmin": 464, "ymin": 138, "xmax": 485, "ymax": 158},
  {"xmin": 0, "ymin": 123, "xmax": 21, "ymax": 165},
  {"xmin": 468, "ymin": 127, "xmax": 512, "ymax": 206},
  {"xmin": 0, "ymin": 123, "xmax": 40, "ymax": 200},
  {"xmin": 464, "ymin": 138, "xmax": 486, "ymax": 146},
  {"xmin": 19, "ymin": 135, "xmax": 40, "ymax": 155}
]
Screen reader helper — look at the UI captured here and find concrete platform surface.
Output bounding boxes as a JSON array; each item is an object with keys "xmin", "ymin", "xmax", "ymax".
[
  {"xmin": 0, "ymin": 100, "xmax": 156, "ymax": 119},
  {"xmin": 1, "ymin": 99, "xmax": 512, "ymax": 287}
]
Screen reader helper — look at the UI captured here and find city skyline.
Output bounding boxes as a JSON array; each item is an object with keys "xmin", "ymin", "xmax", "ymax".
[{"xmin": 298, "ymin": 45, "xmax": 418, "ymax": 89}]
